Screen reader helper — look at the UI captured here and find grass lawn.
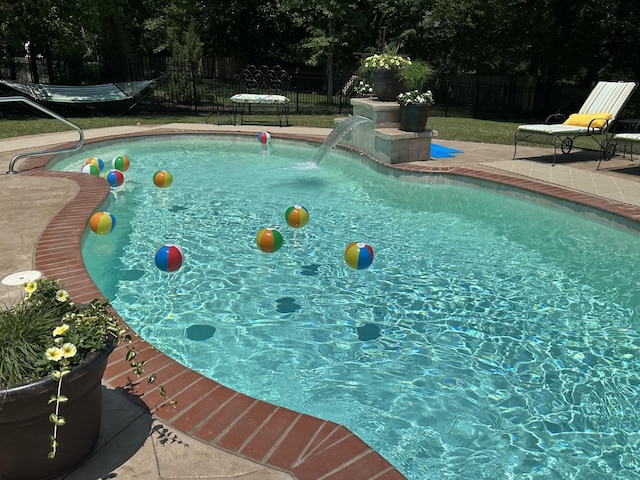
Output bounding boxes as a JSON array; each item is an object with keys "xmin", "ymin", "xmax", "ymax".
[{"xmin": 0, "ymin": 113, "xmax": 523, "ymax": 146}]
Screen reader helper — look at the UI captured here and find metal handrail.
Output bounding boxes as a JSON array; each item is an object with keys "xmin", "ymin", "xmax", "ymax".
[{"xmin": 1, "ymin": 96, "xmax": 84, "ymax": 174}]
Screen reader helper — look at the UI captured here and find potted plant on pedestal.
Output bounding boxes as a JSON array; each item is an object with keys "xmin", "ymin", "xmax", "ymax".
[
  {"xmin": 396, "ymin": 59, "xmax": 435, "ymax": 132},
  {"xmin": 362, "ymin": 43, "xmax": 412, "ymax": 102},
  {"xmin": 0, "ymin": 277, "xmax": 163, "ymax": 480}
]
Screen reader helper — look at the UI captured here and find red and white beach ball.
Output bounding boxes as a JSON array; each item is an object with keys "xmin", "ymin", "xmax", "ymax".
[{"xmin": 257, "ymin": 131, "xmax": 271, "ymax": 145}]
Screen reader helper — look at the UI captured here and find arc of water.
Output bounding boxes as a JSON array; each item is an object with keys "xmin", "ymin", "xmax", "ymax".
[{"xmin": 314, "ymin": 115, "xmax": 372, "ymax": 164}]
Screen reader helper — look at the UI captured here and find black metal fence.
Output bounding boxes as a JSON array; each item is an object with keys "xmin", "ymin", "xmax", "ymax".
[{"xmin": 2, "ymin": 55, "xmax": 639, "ymax": 121}]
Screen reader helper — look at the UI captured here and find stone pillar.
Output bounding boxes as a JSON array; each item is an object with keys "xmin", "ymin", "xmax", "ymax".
[{"xmin": 338, "ymin": 98, "xmax": 438, "ymax": 164}]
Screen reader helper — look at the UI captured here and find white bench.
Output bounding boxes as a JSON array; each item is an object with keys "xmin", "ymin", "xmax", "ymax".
[{"xmin": 230, "ymin": 65, "xmax": 291, "ymax": 126}]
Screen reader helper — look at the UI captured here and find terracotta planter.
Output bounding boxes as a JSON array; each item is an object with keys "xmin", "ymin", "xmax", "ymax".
[
  {"xmin": 372, "ymin": 69, "xmax": 405, "ymax": 102},
  {"xmin": 399, "ymin": 104, "xmax": 431, "ymax": 132},
  {"xmin": 0, "ymin": 340, "xmax": 114, "ymax": 480}
]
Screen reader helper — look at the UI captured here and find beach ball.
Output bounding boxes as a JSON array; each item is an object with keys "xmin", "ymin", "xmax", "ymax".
[
  {"xmin": 81, "ymin": 163, "xmax": 100, "ymax": 176},
  {"xmin": 344, "ymin": 242, "xmax": 374, "ymax": 270},
  {"xmin": 85, "ymin": 157, "xmax": 104, "ymax": 172},
  {"xmin": 155, "ymin": 244, "xmax": 184, "ymax": 272},
  {"xmin": 257, "ymin": 131, "xmax": 271, "ymax": 145},
  {"xmin": 112, "ymin": 155, "xmax": 130, "ymax": 172},
  {"xmin": 89, "ymin": 211, "xmax": 116, "ymax": 235},
  {"xmin": 104, "ymin": 169, "xmax": 125, "ymax": 187},
  {"xmin": 153, "ymin": 170, "xmax": 173, "ymax": 188},
  {"xmin": 285, "ymin": 205, "xmax": 309, "ymax": 228},
  {"xmin": 256, "ymin": 228, "xmax": 283, "ymax": 253}
]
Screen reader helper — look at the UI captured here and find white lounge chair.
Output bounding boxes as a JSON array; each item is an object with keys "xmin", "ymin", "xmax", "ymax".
[{"xmin": 513, "ymin": 81, "xmax": 638, "ymax": 166}]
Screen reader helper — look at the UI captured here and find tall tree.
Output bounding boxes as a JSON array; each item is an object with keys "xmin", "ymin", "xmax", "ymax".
[
  {"xmin": 281, "ymin": 0, "xmax": 368, "ymax": 66},
  {"xmin": 198, "ymin": 0, "xmax": 296, "ymax": 63}
]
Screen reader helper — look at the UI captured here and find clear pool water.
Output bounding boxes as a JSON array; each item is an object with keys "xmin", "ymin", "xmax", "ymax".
[{"xmin": 53, "ymin": 135, "xmax": 640, "ymax": 479}]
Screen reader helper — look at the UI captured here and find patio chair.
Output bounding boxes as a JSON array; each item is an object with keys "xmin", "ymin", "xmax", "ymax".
[
  {"xmin": 0, "ymin": 78, "xmax": 159, "ymax": 113},
  {"xmin": 513, "ymin": 81, "xmax": 638, "ymax": 166}
]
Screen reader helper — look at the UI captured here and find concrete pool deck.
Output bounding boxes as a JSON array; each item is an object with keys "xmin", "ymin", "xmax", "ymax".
[{"xmin": 2, "ymin": 123, "xmax": 640, "ymax": 479}]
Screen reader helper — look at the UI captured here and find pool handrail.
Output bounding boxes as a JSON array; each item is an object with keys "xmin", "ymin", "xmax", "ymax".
[{"xmin": 1, "ymin": 96, "xmax": 84, "ymax": 174}]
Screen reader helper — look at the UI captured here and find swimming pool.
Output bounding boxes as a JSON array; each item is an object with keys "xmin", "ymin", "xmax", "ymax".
[{"xmin": 52, "ymin": 135, "xmax": 640, "ymax": 479}]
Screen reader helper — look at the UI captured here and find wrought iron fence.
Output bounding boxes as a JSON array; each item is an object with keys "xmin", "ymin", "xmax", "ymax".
[
  {"xmin": 2, "ymin": 54, "xmax": 638, "ymax": 121},
  {"xmin": 146, "ymin": 61, "xmax": 353, "ymax": 116}
]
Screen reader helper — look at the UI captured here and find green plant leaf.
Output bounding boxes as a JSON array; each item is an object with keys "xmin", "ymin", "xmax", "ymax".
[{"xmin": 49, "ymin": 413, "xmax": 66, "ymax": 426}]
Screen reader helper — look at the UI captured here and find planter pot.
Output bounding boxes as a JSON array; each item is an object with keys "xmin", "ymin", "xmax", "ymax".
[
  {"xmin": 372, "ymin": 69, "xmax": 406, "ymax": 102},
  {"xmin": 399, "ymin": 104, "xmax": 431, "ymax": 132},
  {"xmin": 0, "ymin": 340, "xmax": 115, "ymax": 480}
]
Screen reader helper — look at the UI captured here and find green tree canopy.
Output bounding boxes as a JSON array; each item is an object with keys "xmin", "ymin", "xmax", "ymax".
[{"xmin": 2, "ymin": 0, "xmax": 640, "ymax": 86}]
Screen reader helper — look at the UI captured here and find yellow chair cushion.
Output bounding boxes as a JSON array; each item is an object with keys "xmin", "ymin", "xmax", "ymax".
[{"xmin": 563, "ymin": 112, "xmax": 612, "ymax": 128}]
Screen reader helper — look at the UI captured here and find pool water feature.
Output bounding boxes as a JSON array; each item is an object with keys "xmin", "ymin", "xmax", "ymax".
[
  {"xmin": 314, "ymin": 114, "xmax": 371, "ymax": 163},
  {"xmin": 53, "ymin": 135, "xmax": 640, "ymax": 479}
]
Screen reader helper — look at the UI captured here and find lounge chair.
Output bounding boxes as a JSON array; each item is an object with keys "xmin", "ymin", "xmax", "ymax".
[
  {"xmin": 611, "ymin": 132, "xmax": 640, "ymax": 162},
  {"xmin": 513, "ymin": 81, "xmax": 638, "ymax": 166},
  {"xmin": 0, "ymin": 79, "xmax": 158, "ymax": 112}
]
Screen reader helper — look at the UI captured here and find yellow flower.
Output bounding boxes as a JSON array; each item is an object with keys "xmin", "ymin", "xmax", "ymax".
[
  {"xmin": 363, "ymin": 53, "xmax": 411, "ymax": 70},
  {"xmin": 53, "ymin": 324, "xmax": 70, "ymax": 336},
  {"xmin": 60, "ymin": 343, "xmax": 77, "ymax": 358},
  {"xmin": 55, "ymin": 289, "xmax": 69, "ymax": 302},
  {"xmin": 25, "ymin": 281, "xmax": 37, "ymax": 294},
  {"xmin": 45, "ymin": 347, "xmax": 63, "ymax": 362}
]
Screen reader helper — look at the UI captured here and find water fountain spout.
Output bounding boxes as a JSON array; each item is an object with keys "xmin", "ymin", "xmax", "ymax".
[{"xmin": 314, "ymin": 115, "xmax": 372, "ymax": 164}]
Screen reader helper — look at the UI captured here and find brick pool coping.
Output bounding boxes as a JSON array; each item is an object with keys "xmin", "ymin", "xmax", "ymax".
[{"xmin": 28, "ymin": 130, "xmax": 640, "ymax": 480}]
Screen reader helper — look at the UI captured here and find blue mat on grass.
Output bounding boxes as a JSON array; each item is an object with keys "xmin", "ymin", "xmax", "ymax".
[{"xmin": 431, "ymin": 143, "xmax": 463, "ymax": 158}]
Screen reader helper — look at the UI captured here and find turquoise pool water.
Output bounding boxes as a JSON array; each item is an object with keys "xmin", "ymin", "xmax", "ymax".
[{"xmin": 53, "ymin": 135, "xmax": 640, "ymax": 479}]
